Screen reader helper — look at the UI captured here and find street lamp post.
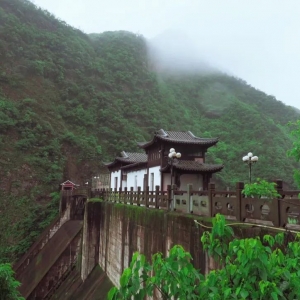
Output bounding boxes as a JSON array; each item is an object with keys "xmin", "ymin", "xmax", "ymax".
[
  {"xmin": 168, "ymin": 148, "xmax": 181, "ymax": 211},
  {"xmin": 242, "ymin": 152, "xmax": 258, "ymax": 183},
  {"xmin": 168, "ymin": 148, "xmax": 182, "ymax": 188}
]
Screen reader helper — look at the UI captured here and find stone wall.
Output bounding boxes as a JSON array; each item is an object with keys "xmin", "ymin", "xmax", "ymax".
[
  {"xmin": 81, "ymin": 201, "xmax": 208, "ymax": 287},
  {"xmin": 81, "ymin": 202, "xmax": 102, "ymax": 281},
  {"xmin": 16, "ymin": 193, "xmax": 289, "ymax": 299}
]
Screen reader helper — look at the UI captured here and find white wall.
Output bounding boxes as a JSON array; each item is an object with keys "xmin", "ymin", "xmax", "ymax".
[
  {"xmin": 110, "ymin": 170, "xmax": 121, "ymax": 190},
  {"xmin": 111, "ymin": 168, "xmax": 203, "ymax": 191},
  {"xmin": 180, "ymin": 174, "xmax": 203, "ymax": 190},
  {"xmin": 163, "ymin": 173, "xmax": 171, "ymax": 191},
  {"xmin": 127, "ymin": 169, "xmax": 147, "ymax": 191},
  {"xmin": 148, "ymin": 166, "xmax": 161, "ymax": 191},
  {"xmin": 163, "ymin": 173, "xmax": 203, "ymax": 191}
]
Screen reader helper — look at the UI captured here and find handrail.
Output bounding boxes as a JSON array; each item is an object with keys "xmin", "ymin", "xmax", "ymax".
[
  {"xmin": 14, "ymin": 215, "xmax": 60, "ymax": 274},
  {"xmin": 90, "ymin": 182, "xmax": 300, "ymax": 231}
]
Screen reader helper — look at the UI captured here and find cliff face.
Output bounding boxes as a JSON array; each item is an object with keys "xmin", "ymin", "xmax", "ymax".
[{"xmin": 0, "ymin": 0, "xmax": 299, "ymax": 263}]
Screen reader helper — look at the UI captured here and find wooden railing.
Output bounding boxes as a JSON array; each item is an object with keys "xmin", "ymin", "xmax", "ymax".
[
  {"xmin": 91, "ymin": 180, "xmax": 300, "ymax": 230},
  {"xmin": 92, "ymin": 186, "xmax": 170, "ymax": 209}
]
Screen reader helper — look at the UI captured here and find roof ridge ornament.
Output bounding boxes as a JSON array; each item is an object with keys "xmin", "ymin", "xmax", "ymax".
[
  {"xmin": 120, "ymin": 151, "xmax": 129, "ymax": 158},
  {"xmin": 157, "ymin": 129, "xmax": 168, "ymax": 137},
  {"xmin": 187, "ymin": 131, "xmax": 197, "ymax": 139}
]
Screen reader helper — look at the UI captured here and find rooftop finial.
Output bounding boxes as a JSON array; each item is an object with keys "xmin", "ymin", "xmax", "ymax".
[
  {"xmin": 157, "ymin": 129, "xmax": 168, "ymax": 137},
  {"xmin": 120, "ymin": 151, "xmax": 128, "ymax": 158}
]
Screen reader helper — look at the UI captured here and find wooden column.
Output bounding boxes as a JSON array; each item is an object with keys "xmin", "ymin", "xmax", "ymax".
[
  {"xmin": 236, "ymin": 182, "xmax": 244, "ymax": 222},
  {"xmin": 119, "ymin": 187, "xmax": 122, "ymax": 203},
  {"xmin": 167, "ymin": 185, "xmax": 171, "ymax": 210},
  {"xmin": 137, "ymin": 187, "xmax": 141, "ymax": 206},
  {"xmin": 124, "ymin": 187, "xmax": 128, "ymax": 204},
  {"xmin": 130, "ymin": 187, "xmax": 133, "ymax": 205},
  {"xmin": 275, "ymin": 179, "xmax": 283, "ymax": 226},
  {"xmin": 114, "ymin": 187, "xmax": 117, "ymax": 203},
  {"xmin": 208, "ymin": 182, "xmax": 215, "ymax": 217},
  {"xmin": 145, "ymin": 186, "xmax": 149, "ymax": 207},
  {"xmin": 155, "ymin": 185, "xmax": 159, "ymax": 209}
]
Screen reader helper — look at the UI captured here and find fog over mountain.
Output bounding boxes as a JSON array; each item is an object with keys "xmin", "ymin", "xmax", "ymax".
[
  {"xmin": 31, "ymin": 0, "xmax": 300, "ymax": 110},
  {"xmin": 148, "ymin": 30, "xmax": 217, "ymax": 74}
]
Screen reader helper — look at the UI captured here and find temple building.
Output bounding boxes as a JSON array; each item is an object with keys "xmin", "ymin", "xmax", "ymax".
[{"xmin": 105, "ymin": 129, "xmax": 223, "ymax": 191}]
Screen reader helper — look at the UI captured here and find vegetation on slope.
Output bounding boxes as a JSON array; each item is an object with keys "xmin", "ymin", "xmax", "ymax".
[
  {"xmin": 0, "ymin": 263, "xmax": 24, "ymax": 300},
  {"xmin": 287, "ymin": 120, "xmax": 300, "ymax": 188},
  {"xmin": 0, "ymin": 0, "xmax": 299, "ymax": 262}
]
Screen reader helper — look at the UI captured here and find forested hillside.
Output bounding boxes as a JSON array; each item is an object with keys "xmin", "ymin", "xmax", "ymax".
[{"xmin": 0, "ymin": 0, "xmax": 299, "ymax": 263}]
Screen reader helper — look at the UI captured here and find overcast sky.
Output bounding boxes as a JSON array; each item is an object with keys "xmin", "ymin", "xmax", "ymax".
[{"xmin": 31, "ymin": 0, "xmax": 300, "ymax": 109}]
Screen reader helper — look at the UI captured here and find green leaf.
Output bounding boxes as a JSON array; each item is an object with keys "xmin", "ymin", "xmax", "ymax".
[
  {"xmin": 224, "ymin": 288, "xmax": 231, "ymax": 298},
  {"xmin": 271, "ymin": 292, "xmax": 278, "ymax": 300},
  {"xmin": 235, "ymin": 286, "xmax": 241, "ymax": 296},
  {"xmin": 120, "ymin": 268, "xmax": 132, "ymax": 287},
  {"xmin": 240, "ymin": 289, "xmax": 249, "ymax": 299},
  {"xmin": 107, "ymin": 287, "xmax": 118, "ymax": 300}
]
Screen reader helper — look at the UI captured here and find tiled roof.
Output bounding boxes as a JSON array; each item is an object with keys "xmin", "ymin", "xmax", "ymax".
[
  {"xmin": 161, "ymin": 160, "xmax": 223, "ymax": 173},
  {"xmin": 138, "ymin": 129, "xmax": 218, "ymax": 148},
  {"xmin": 121, "ymin": 161, "xmax": 147, "ymax": 170},
  {"xmin": 60, "ymin": 180, "xmax": 79, "ymax": 186},
  {"xmin": 104, "ymin": 151, "xmax": 147, "ymax": 167},
  {"xmin": 116, "ymin": 152, "xmax": 147, "ymax": 163}
]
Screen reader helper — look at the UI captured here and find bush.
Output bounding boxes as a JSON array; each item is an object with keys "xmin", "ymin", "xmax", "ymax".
[
  {"xmin": 242, "ymin": 178, "xmax": 281, "ymax": 199},
  {"xmin": 0, "ymin": 263, "xmax": 24, "ymax": 300}
]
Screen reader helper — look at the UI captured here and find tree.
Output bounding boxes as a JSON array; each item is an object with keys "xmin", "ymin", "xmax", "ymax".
[
  {"xmin": 288, "ymin": 120, "xmax": 300, "ymax": 188},
  {"xmin": 242, "ymin": 178, "xmax": 280, "ymax": 199},
  {"xmin": 0, "ymin": 263, "xmax": 24, "ymax": 300},
  {"xmin": 108, "ymin": 214, "xmax": 300, "ymax": 299}
]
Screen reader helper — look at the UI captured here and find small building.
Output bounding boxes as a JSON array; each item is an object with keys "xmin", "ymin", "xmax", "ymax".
[
  {"xmin": 105, "ymin": 129, "xmax": 224, "ymax": 191},
  {"xmin": 105, "ymin": 151, "xmax": 148, "ymax": 191},
  {"xmin": 60, "ymin": 180, "xmax": 79, "ymax": 191}
]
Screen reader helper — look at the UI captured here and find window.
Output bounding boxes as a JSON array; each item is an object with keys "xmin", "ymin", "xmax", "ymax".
[
  {"xmin": 149, "ymin": 151, "xmax": 160, "ymax": 160},
  {"xmin": 187, "ymin": 151, "xmax": 203, "ymax": 157},
  {"xmin": 150, "ymin": 173, "xmax": 154, "ymax": 191},
  {"xmin": 114, "ymin": 177, "xmax": 118, "ymax": 189}
]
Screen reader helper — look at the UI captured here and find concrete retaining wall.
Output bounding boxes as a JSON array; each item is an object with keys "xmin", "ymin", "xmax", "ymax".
[{"xmin": 81, "ymin": 201, "xmax": 207, "ymax": 287}]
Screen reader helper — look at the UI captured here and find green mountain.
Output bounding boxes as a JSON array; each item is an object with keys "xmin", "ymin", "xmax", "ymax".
[{"xmin": 0, "ymin": 0, "xmax": 299, "ymax": 262}]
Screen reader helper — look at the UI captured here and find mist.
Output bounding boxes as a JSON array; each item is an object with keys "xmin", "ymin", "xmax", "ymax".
[
  {"xmin": 147, "ymin": 29, "xmax": 217, "ymax": 74},
  {"xmin": 31, "ymin": 0, "xmax": 300, "ymax": 109}
]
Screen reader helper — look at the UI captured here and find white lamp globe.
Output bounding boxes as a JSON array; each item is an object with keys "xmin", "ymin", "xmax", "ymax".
[
  {"xmin": 251, "ymin": 156, "xmax": 258, "ymax": 162},
  {"xmin": 176, "ymin": 152, "xmax": 181, "ymax": 158},
  {"xmin": 172, "ymin": 151, "xmax": 177, "ymax": 157},
  {"xmin": 168, "ymin": 153, "xmax": 173, "ymax": 158},
  {"xmin": 247, "ymin": 152, "xmax": 253, "ymax": 157},
  {"xmin": 242, "ymin": 156, "xmax": 249, "ymax": 161},
  {"xmin": 169, "ymin": 148, "xmax": 175, "ymax": 153}
]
